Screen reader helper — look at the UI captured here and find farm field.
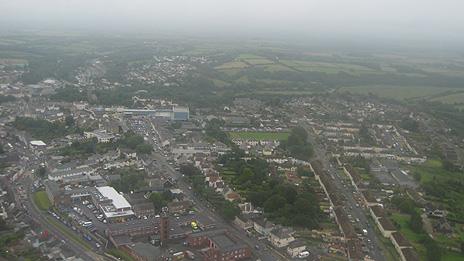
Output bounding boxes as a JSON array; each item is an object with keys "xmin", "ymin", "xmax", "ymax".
[
  {"xmin": 228, "ymin": 131, "xmax": 289, "ymax": 141},
  {"xmin": 338, "ymin": 85, "xmax": 461, "ymax": 100},
  {"xmin": 243, "ymin": 58, "xmax": 274, "ymax": 65},
  {"xmin": 279, "ymin": 59, "xmax": 376, "ymax": 75},
  {"xmin": 237, "ymin": 53, "xmax": 264, "ymax": 59},
  {"xmin": 260, "ymin": 63, "xmax": 295, "ymax": 72},
  {"xmin": 210, "ymin": 78, "xmax": 230, "ymax": 87},
  {"xmin": 0, "ymin": 58, "xmax": 28, "ymax": 65},
  {"xmin": 430, "ymin": 92, "xmax": 464, "ymax": 105},
  {"xmin": 215, "ymin": 61, "xmax": 248, "ymax": 70}
]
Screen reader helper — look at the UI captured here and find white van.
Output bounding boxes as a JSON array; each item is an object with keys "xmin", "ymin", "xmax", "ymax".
[
  {"xmin": 82, "ymin": 221, "xmax": 93, "ymax": 227},
  {"xmin": 298, "ymin": 251, "xmax": 310, "ymax": 258}
]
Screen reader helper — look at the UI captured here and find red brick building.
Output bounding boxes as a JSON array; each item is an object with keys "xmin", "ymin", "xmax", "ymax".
[{"xmin": 187, "ymin": 229, "xmax": 251, "ymax": 261}]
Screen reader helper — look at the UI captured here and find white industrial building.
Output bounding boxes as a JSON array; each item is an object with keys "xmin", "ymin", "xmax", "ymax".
[{"xmin": 94, "ymin": 186, "xmax": 134, "ymax": 221}]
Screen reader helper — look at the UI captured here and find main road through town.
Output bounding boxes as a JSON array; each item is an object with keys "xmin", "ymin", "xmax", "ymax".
[
  {"xmin": 140, "ymin": 118, "xmax": 285, "ymax": 261},
  {"xmin": 302, "ymin": 122, "xmax": 386, "ymax": 261}
]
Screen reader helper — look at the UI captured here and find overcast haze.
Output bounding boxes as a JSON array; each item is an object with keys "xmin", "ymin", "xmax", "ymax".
[{"xmin": 1, "ymin": 0, "xmax": 464, "ymax": 45}]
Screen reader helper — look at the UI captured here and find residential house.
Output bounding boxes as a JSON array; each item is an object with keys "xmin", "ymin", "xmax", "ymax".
[
  {"xmin": 287, "ymin": 240, "xmax": 306, "ymax": 258},
  {"xmin": 167, "ymin": 201, "xmax": 192, "ymax": 215},
  {"xmin": 253, "ymin": 218, "xmax": 275, "ymax": 236},
  {"xmin": 268, "ymin": 226, "xmax": 295, "ymax": 248},
  {"xmin": 234, "ymin": 215, "xmax": 254, "ymax": 230}
]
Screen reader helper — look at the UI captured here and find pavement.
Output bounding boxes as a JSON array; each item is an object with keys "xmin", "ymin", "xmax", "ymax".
[{"xmin": 304, "ymin": 122, "xmax": 386, "ymax": 261}]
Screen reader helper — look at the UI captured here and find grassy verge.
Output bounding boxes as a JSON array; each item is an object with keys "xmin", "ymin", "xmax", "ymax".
[
  {"xmin": 33, "ymin": 191, "xmax": 51, "ymax": 210},
  {"xmin": 46, "ymin": 217, "xmax": 92, "ymax": 251}
]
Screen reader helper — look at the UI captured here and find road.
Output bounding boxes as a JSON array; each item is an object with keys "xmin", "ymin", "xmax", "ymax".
[
  {"xmin": 133, "ymin": 117, "xmax": 285, "ymax": 261},
  {"xmin": 21, "ymin": 175, "xmax": 103, "ymax": 261},
  {"xmin": 12, "ymin": 133, "xmax": 106, "ymax": 261},
  {"xmin": 303, "ymin": 122, "xmax": 386, "ymax": 261}
]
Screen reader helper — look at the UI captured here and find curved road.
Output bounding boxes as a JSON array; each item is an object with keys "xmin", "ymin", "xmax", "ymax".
[{"xmin": 22, "ymin": 175, "xmax": 105, "ymax": 261}]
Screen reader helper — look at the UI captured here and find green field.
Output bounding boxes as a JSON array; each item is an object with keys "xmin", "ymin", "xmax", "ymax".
[
  {"xmin": 236, "ymin": 75, "xmax": 250, "ymax": 84},
  {"xmin": 338, "ymin": 85, "xmax": 461, "ymax": 101},
  {"xmin": 210, "ymin": 78, "xmax": 230, "ymax": 87},
  {"xmin": 391, "ymin": 210, "xmax": 464, "ymax": 261},
  {"xmin": 215, "ymin": 61, "xmax": 248, "ymax": 70},
  {"xmin": 260, "ymin": 63, "xmax": 295, "ymax": 72},
  {"xmin": 430, "ymin": 92, "xmax": 464, "ymax": 105},
  {"xmin": 243, "ymin": 58, "xmax": 274, "ymax": 65},
  {"xmin": 391, "ymin": 213, "xmax": 427, "ymax": 258},
  {"xmin": 237, "ymin": 53, "xmax": 264, "ymax": 59},
  {"xmin": 228, "ymin": 131, "xmax": 289, "ymax": 141},
  {"xmin": 442, "ymin": 250, "xmax": 464, "ymax": 261},
  {"xmin": 406, "ymin": 159, "xmax": 464, "ymax": 221},
  {"xmin": 407, "ymin": 159, "xmax": 462, "ymax": 185},
  {"xmin": 280, "ymin": 59, "xmax": 375, "ymax": 75},
  {"xmin": 33, "ymin": 191, "xmax": 51, "ymax": 210}
]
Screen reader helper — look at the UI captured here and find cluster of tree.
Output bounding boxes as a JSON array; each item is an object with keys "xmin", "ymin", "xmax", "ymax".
[
  {"xmin": 119, "ymin": 131, "xmax": 153, "ymax": 155},
  {"xmin": 35, "ymin": 166, "xmax": 47, "ymax": 179},
  {"xmin": 248, "ymin": 178, "xmax": 322, "ymax": 228},
  {"xmin": 280, "ymin": 127, "xmax": 314, "ymax": 161},
  {"xmin": 0, "ymin": 218, "xmax": 8, "ymax": 232},
  {"xmin": 60, "ymin": 138, "xmax": 98, "ymax": 157},
  {"xmin": 205, "ymin": 119, "xmax": 230, "ymax": 145},
  {"xmin": 296, "ymin": 166, "xmax": 314, "ymax": 177},
  {"xmin": 200, "ymin": 186, "xmax": 241, "ymax": 222},
  {"xmin": 422, "ymin": 236, "xmax": 442, "ymax": 261},
  {"xmin": 399, "ymin": 118, "xmax": 419, "ymax": 132},
  {"xmin": 422, "ymin": 177, "xmax": 464, "ymax": 222},
  {"xmin": 58, "ymin": 131, "xmax": 152, "ymax": 158},
  {"xmin": 391, "ymin": 194, "xmax": 443, "ymax": 260},
  {"xmin": 110, "ymin": 167, "xmax": 147, "ymax": 193},
  {"xmin": 349, "ymin": 155, "xmax": 371, "ymax": 170},
  {"xmin": 12, "ymin": 117, "xmax": 80, "ymax": 141},
  {"xmin": 51, "ymin": 86, "xmax": 88, "ymax": 102},
  {"xmin": 94, "ymin": 88, "xmax": 134, "ymax": 107},
  {"xmin": 170, "ymin": 122, "xmax": 182, "ymax": 129},
  {"xmin": 179, "ymin": 164, "xmax": 202, "ymax": 177},
  {"xmin": 419, "ymin": 101, "xmax": 464, "ymax": 138},
  {"xmin": 0, "ymin": 95, "xmax": 15, "ymax": 104},
  {"xmin": 391, "ymin": 194, "xmax": 417, "ymax": 214},
  {"xmin": 149, "ymin": 191, "xmax": 174, "ymax": 213},
  {"xmin": 390, "ymin": 194, "xmax": 424, "ymax": 232},
  {"xmin": 359, "ymin": 125, "xmax": 376, "ymax": 146},
  {"xmin": 0, "ymin": 228, "xmax": 44, "ymax": 260},
  {"xmin": 180, "ymin": 164, "xmax": 240, "ymax": 221},
  {"xmin": 0, "ymin": 145, "xmax": 4, "ymax": 154},
  {"xmin": 218, "ymin": 151, "xmax": 321, "ymax": 228},
  {"xmin": 21, "ymin": 51, "xmax": 90, "ymax": 84}
]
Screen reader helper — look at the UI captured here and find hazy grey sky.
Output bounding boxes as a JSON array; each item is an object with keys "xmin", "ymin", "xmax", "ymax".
[{"xmin": 1, "ymin": 0, "xmax": 463, "ymax": 43}]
